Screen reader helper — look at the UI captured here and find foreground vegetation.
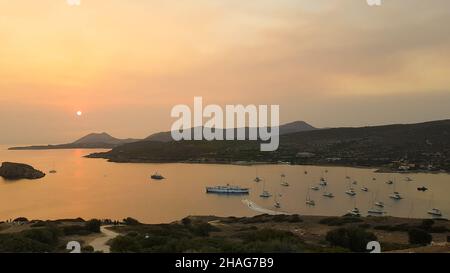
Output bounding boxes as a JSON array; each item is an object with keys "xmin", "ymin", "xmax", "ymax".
[{"xmin": 1, "ymin": 215, "xmax": 448, "ymax": 253}]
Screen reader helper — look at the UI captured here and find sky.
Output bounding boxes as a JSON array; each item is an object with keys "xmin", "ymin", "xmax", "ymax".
[{"xmin": 1, "ymin": 0, "xmax": 450, "ymax": 144}]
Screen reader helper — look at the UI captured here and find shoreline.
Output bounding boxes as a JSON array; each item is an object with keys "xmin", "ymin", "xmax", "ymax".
[{"xmin": 85, "ymin": 154, "xmax": 450, "ymax": 175}]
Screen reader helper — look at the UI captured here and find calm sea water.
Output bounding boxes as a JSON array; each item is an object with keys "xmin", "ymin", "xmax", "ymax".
[{"xmin": 0, "ymin": 145, "xmax": 449, "ymax": 223}]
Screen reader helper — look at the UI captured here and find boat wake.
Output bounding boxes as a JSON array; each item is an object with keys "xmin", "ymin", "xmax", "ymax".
[{"xmin": 242, "ymin": 199, "xmax": 289, "ymax": 215}]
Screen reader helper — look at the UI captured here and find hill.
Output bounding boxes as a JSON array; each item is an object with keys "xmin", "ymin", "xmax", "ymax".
[
  {"xmin": 144, "ymin": 121, "xmax": 317, "ymax": 142},
  {"xmin": 87, "ymin": 119, "xmax": 450, "ymax": 172},
  {"xmin": 9, "ymin": 133, "xmax": 140, "ymax": 150}
]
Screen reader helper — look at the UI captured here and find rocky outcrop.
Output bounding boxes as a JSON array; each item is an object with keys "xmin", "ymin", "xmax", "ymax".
[{"xmin": 0, "ymin": 162, "xmax": 45, "ymax": 180}]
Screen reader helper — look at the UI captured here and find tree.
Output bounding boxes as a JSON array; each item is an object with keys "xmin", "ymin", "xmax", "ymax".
[{"xmin": 408, "ymin": 228, "xmax": 432, "ymax": 245}]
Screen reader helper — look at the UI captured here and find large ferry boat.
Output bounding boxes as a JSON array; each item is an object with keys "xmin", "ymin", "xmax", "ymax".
[{"xmin": 206, "ymin": 184, "xmax": 250, "ymax": 195}]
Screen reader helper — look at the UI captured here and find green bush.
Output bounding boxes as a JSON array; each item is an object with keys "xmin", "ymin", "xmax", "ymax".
[
  {"xmin": 326, "ymin": 227, "xmax": 377, "ymax": 252},
  {"xmin": 408, "ymin": 229, "xmax": 432, "ymax": 245}
]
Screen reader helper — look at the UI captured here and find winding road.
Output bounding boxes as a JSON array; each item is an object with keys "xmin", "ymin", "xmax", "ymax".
[{"xmin": 89, "ymin": 226, "xmax": 121, "ymax": 253}]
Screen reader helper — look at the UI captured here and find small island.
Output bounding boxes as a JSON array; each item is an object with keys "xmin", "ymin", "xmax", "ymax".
[{"xmin": 0, "ymin": 162, "xmax": 45, "ymax": 180}]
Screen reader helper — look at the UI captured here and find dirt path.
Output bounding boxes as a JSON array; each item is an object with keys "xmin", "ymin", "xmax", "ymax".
[{"xmin": 89, "ymin": 226, "xmax": 120, "ymax": 253}]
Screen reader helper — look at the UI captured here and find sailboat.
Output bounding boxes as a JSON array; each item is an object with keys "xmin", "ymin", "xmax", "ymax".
[
  {"xmin": 254, "ymin": 167, "xmax": 262, "ymax": 182},
  {"xmin": 319, "ymin": 177, "xmax": 328, "ymax": 186},
  {"xmin": 427, "ymin": 194, "xmax": 443, "ymax": 217},
  {"xmin": 274, "ymin": 193, "xmax": 282, "ymax": 208},
  {"xmin": 260, "ymin": 181, "xmax": 272, "ymax": 198},
  {"xmin": 348, "ymin": 198, "xmax": 361, "ymax": 216},
  {"xmin": 280, "ymin": 174, "xmax": 290, "ymax": 187},
  {"xmin": 361, "ymin": 186, "xmax": 369, "ymax": 192},
  {"xmin": 49, "ymin": 162, "xmax": 57, "ymax": 174},
  {"xmin": 306, "ymin": 188, "xmax": 315, "ymax": 206},
  {"xmin": 346, "ymin": 179, "xmax": 356, "ymax": 196},
  {"xmin": 322, "ymin": 184, "xmax": 334, "ymax": 198},
  {"xmin": 389, "ymin": 180, "xmax": 403, "ymax": 200},
  {"xmin": 368, "ymin": 193, "xmax": 385, "ymax": 215}
]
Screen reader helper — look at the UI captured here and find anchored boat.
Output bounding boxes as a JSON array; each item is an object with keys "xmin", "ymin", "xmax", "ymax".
[{"xmin": 206, "ymin": 184, "xmax": 250, "ymax": 195}]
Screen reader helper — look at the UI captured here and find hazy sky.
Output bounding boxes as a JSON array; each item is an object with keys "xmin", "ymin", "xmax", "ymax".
[{"xmin": 1, "ymin": 0, "xmax": 450, "ymax": 144}]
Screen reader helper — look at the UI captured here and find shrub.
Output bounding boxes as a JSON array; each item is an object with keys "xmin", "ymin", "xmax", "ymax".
[
  {"xmin": 110, "ymin": 236, "xmax": 142, "ymax": 253},
  {"xmin": 82, "ymin": 245, "xmax": 95, "ymax": 253},
  {"xmin": 85, "ymin": 219, "xmax": 101, "ymax": 233},
  {"xmin": 320, "ymin": 217, "xmax": 363, "ymax": 226},
  {"xmin": 408, "ymin": 229, "xmax": 432, "ymax": 245},
  {"xmin": 420, "ymin": 219, "xmax": 435, "ymax": 231},
  {"xmin": 181, "ymin": 217, "xmax": 192, "ymax": 226},
  {"xmin": 326, "ymin": 227, "xmax": 377, "ymax": 252}
]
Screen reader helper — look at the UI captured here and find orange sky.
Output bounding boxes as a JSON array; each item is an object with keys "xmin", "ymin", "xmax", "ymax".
[{"xmin": 1, "ymin": 0, "xmax": 450, "ymax": 144}]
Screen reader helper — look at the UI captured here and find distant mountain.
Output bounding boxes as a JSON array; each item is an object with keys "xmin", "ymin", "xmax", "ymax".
[
  {"xmin": 87, "ymin": 119, "xmax": 450, "ymax": 172},
  {"xmin": 9, "ymin": 133, "xmax": 140, "ymax": 150},
  {"xmin": 145, "ymin": 121, "xmax": 317, "ymax": 142}
]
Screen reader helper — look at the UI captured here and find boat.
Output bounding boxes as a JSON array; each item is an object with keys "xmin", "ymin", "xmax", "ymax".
[
  {"xmin": 352, "ymin": 180, "xmax": 358, "ymax": 185},
  {"xmin": 372, "ymin": 177, "xmax": 377, "ymax": 181},
  {"xmin": 361, "ymin": 187, "xmax": 369, "ymax": 192},
  {"xmin": 374, "ymin": 201, "xmax": 385, "ymax": 208},
  {"xmin": 386, "ymin": 180, "xmax": 394, "ymax": 185},
  {"xmin": 274, "ymin": 201, "xmax": 281, "ymax": 209},
  {"xmin": 405, "ymin": 177, "xmax": 413, "ymax": 182},
  {"xmin": 346, "ymin": 188, "xmax": 357, "ymax": 196},
  {"xmin": 260, "ymin": 190, "xmax": 272, "ymax": 198},
  {"xmin": 389, "ymin": 192, "xmax": 403, "ymax": 200},
  {"xmin": 206, "ymin": 184, "xmax": 250, "ymax": 195},
  {"xmin": 311, "ymin": 186, "xmax": 320, "ymax": 191},
  {"xmin": 280, "ymin": 174, "xmax": 290, "ymax": 187},
  {"xmin": 260, "ymin": 181, "xmax": 272, "ymax": 198},
  {"xmin": 418, "ymin": 186, "xmax": 428, "ymax": 192},
  {"xmin": 348, "ymin": 208, "xmax": 361, "ymax": 217},
  {"xmin": 49, "ymin": 170, "xmax": 57, "ymax": 174},
  {"xmin": 427, "ymin": 208, "xmax": 443, "ymax": 217},
  {"xmin": 319, "ymin": 178, "xmax": 327, "ymax": 186},
  {"xmin": 323, "ymin": 192, "xmax": 334, "ymax": 198},
  {"xmin": 368, "ymin": 208, "xmax": 385, "ymax": 215},
  {"xmin": 254, "ymin": 167, "xmax": 262, "ymax": 182},
  {"xmin": 306, "ymin": 188, "xmax": 315, "ymax": 206},
  {"xmin": 151, "ymin": 172, "xmax": 165, "ymax": 180},
  {"xmin": 345, "ymin": 176, "xmax": 351, "ymax": 180}
]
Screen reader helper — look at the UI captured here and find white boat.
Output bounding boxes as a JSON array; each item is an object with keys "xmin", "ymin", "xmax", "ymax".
[
  {"xmin": 254, "ymin": 177, "xmax": 262, "ymax": 182},
  {"xmin": 280, "ymin": 174, "xmax": 290, "ymax": 187},
  {"xmin": 206, "ymin": 185, "xmax": 250, "ymax": 195},
  {"xmin": 306, "ymin": 188, "xmax": 315, "ymax": 206},
  {"xmin": 368, "ymin": 208, "xmax": 385, "ymax": 215},
  {"xmin": 260, "ymin": 190, "xmax": 272, "ymax": 198},
  {"xmin": 390, "ymin": 192, "xmax": 403, "ymax": 200},
  {"xmin": 319, "ymin": 177, "xmax": 327, "ymax": 186},
  {"xmin": 323, "ymin": 192, "xmax": 334, "ymax": 198},
  {"xmin": 405, "ymin": 177, "xmax": 413, "ymax": 182},
  {"xmin": 348, "ymin": 208, "xmax": 361, "ymax": 217},
  {"xmin": 427, "ymin": 208, "xmax": 443, "ymax": 217},
  {"xmin": 311, "ymin": 186, "xmax": 320, "ymax": 191},
  {"xmin": 346, "ymin": 188, "xmax": 357, "ymax": 196},
  {"xmin": 361, "ymin": 187, "xmax": 369, "ymax": 192},
  {"xmin": 375, "ymin": 202, "xmax": 385, "ymax": 208},
  {"xmin": 386, "ymin": 180, "xmax": 394, "ymax": 185}
]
